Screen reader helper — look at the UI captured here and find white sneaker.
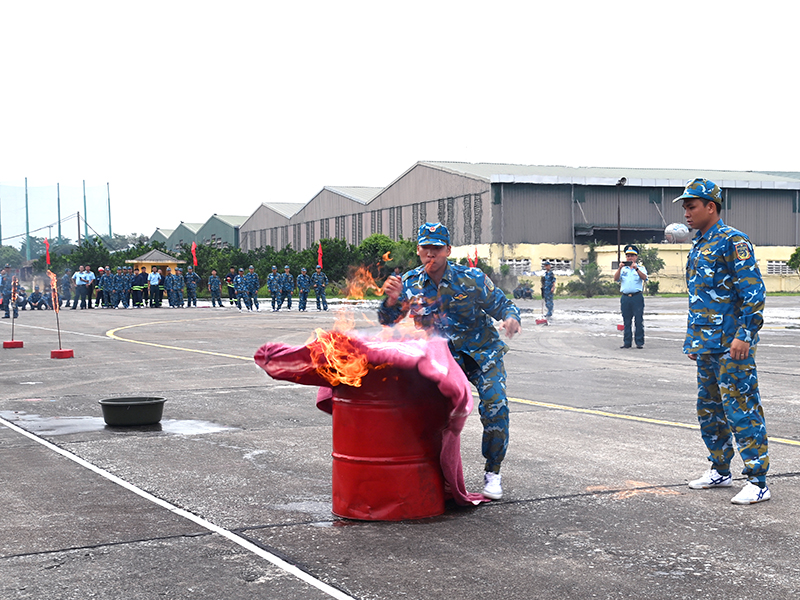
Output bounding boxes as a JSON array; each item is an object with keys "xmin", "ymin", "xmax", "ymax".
[
  {"xmin": 688, "ymin": 468, "xmax": 733, "ymax": 489},
  {"xmin": 731, "ymin": 482, "xmax": 771, "ymax": 505},
  {"xmin": 482, "ymin": 472, "xmax": 502, "ymax": 500}
]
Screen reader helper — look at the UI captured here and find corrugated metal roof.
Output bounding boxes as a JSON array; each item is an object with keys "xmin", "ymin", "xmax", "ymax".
[
  {"xmin": 208, "ymin": 214, "xmax": 248, "ymax": 227},
  {"xmin": 176, "ymin": 222, "xmax": 204, "ymax": 233},
  {"xmin": 261, "ymin": 202, "xmax": 307, "ymax": 218},
  {"xmin": 421, "ymin": 162, "xmax": 800, "ymax": 190},
  {"xmin": 151, "ymin": 228, "xmax": 174, "ymax": 237},
  {"xmin": 126, "ymin": 249, "xmax": 184, "ymax": 264},
  {"xmin": 324, "ymin": 186, "xmax": 383, "ymax": 204}
]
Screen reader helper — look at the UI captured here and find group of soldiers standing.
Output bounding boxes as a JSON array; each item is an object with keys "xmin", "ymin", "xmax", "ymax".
[{"xmin": 264, "ymin": 264, "xmax": 328, "ymax": 312}]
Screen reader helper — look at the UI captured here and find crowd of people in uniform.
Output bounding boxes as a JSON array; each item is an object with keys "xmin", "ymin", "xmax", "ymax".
[{"xmin": 1, "ymin": 262, "xmax": 333, "ymax": 318}]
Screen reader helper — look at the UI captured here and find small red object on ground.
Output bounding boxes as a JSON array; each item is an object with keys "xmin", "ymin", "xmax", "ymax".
[
  {"xmin": 617, "ymin": 324, "xmax": 625, "ymax": 331},
  {"xmin": 535, "ymin": 318, "xmax": 548, "ymax": 325},
  {"xmin": 3, "ymin": 340, "xmax": 23, "ymax": 348},
  {"xmin": 51, "ymin": 349, "xmax": 74, "ymax": 359}
]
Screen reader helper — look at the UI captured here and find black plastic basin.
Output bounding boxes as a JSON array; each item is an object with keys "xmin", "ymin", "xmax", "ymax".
[{"xmin": 99, "ymin": 397, "xmax": 166, "ymax": 426}]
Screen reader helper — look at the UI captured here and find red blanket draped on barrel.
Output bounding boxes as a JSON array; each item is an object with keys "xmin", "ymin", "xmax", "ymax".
[{"xmin": 254, "ymin": 334, "xmax": 487, "ymax": 506}]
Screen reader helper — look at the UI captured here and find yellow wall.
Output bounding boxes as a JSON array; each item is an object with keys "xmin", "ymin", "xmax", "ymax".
[{"xmin": 451, "ymin": 243, "xmax": 800, "ymax": 294}]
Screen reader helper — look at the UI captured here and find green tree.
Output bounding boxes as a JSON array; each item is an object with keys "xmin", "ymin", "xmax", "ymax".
[
  {"xmin": 0, "ymin": 245, "xmax": 24, "ymax": 268},
  {"xmin": 635, "ymin": 244, "xmax": 665, "ymax": 276},
  {"xmin": 566, "ymin": 244, "xmax": 613, "ymax": 298},
  {"xmin": 788, "ymin": 246, "xmax": 800, "ymax": 272}
]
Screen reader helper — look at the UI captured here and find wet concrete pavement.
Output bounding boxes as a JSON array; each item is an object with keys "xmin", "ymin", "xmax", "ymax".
[{"xmin": 2, "ymin": 297, "xmax": 799, "ymax": 599}]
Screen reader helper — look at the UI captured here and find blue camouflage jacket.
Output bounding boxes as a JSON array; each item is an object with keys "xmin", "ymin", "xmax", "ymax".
[
  {"xmin": 208, "ymin": 275, "xmax": 221, "ymax": 292},
  {"xmin": 233, "ymin": 274, "xmax": 248, "ymax": 292},
  {"xmin": 377, "ymin": 261, "xmax": 521, "ymax": 365},
  {"xmin": 267, "ymin": 272, "xmax": 281, "ymax": 293},
  {"xmin": 280, "ymin": 273, "xmax": 294, "ymax": 292},
  {"xmin": 245, "ymin": 272, "xmax": 260, "ymax": 293},
  {"xmin": 297, "ymin": 273, "xmax": 311, "ymax": 292},
  {"xmin": 684, "ymin": 219, "xmax": 765, "ymax": 354}
]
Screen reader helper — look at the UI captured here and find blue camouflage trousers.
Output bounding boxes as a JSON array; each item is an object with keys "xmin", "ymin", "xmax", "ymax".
[
  {"xmin": 695, "ymin": 349, "xmax": 769, "ymax": 483},
  {"xmin": 543, "ymin": 291, "xmax": 554, "ymax": 317},
  {"xmin": 458, "ymin": 352, "xmax": 509, "ymax": 474}
]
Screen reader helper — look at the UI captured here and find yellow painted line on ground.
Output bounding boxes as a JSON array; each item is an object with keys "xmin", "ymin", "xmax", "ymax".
[
  {"xmin": 508, "ymin": 396, "xmax": 800, "ymax": 447},
  {"xmin": 106, "ymin": 319, "xmax": 252, "ymax": 362},
  {"xmin": 107, "ymin": 321, "xmax": 800, "ymax": 448}
]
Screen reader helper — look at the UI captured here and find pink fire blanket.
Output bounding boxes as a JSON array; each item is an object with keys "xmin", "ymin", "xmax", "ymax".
[{"xmin": 254, "ymin": 334, "xmax": 487, "ymax": 506}]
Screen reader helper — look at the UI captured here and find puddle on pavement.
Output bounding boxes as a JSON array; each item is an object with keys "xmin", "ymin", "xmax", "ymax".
[{"xmin": 0, "ymin": 411, "xmax": 235, "ymax": 437}]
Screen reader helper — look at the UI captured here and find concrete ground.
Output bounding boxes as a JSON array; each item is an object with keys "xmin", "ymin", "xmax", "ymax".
[{"xmin": 2, "ymin": 295, "xmax": 799, "ymax": 600}]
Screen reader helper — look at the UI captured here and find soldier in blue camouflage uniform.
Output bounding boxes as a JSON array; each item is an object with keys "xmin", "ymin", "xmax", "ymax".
[
  {"xmin": 541, "ymin": 260, "xmax": 556, "ymax": 318},
  {"xmin": 245, "ymin": 265, "xmax": 261, "ymax": 311},
  {"xmin": 234, "ymin": 267, "xmax": 251, "ymax": 310},
  {"xmin": 59, "ymin": 269, "xmax": 72, "ymax": 308},
  {"xmin": 379, "ymin": 222, "xmax": 521, "ymax": 500},
  {"xmin": 163, "ymin": 267, "xmax": 175, "ymax": 307},
  {"xmin": 174, "ymin": 268, "xmax": 185, "ymax": 307},
  {"xmin": 267, "ymin": 265, "xmax": 281, "ymax": 311},
  {"xmin": 184, "ymin": 266, "xmax": 201, "ymax": 307},
  {"xmin": 310, "ymin": 265, "xmax": 328, "ymax": 311},
  {"xmin": 296, "ymin": 267, "xmax": 311, "ymax": 311},
  {"xmin": 110, "ymin": 266, "xmax": 122, "ymax": 308},
  {"xmin": 675, "ymin": 178, "xmax": 771, "ymax": 505},
  {"xmin": 121, "ymin": 266, "xmax": 132, "ymax": 309},
  {"xmin": 98, "ymin": 266, "xmax": 111, "ymax": 308},
  {"xmin": 208, "ymin": 269, "xmax": 222, "ymax": 307},
  {"xmin": 279, "ymin": 265, "xmax": 294, "ymax": 310}
]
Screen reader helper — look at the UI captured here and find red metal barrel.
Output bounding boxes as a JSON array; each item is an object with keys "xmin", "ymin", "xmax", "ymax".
[{"xmin": 330, "ymin": 366, "xmax": 450, "ymax": 521}]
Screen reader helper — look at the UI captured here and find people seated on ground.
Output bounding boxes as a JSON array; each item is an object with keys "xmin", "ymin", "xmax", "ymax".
[
  {"xmin": 513, "ymin": 283, "xmax": 534, "ymax": 300},
  {"xmin": 15, "ymin": 286, "xmax": 28, "ymax": 310},
  {"xmin": 27, "ymin": 286, "xmax": 51, "ymax": 310}
]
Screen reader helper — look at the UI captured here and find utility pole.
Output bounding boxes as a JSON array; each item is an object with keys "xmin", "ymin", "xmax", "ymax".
[
  {"xmin": 57, "ymin": 183, "xmax": 62, "ymax": 241},
  {"xmin": 616, "ymin": 177, "xmax": 627, "ymax": 264},
  {"xmin": 107, "ymin": 182, "xmax": 112, "ymax": 238},
  {"xmin": 25, "ymin": 177, "xmax": 31, "ymax": 260},
  {"xmin": 83, "ymin": 180, "xmax": 88, "ymax": 241}
]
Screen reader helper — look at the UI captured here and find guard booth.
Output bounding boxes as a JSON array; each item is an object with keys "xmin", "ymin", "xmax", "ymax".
[{"xmin": 125, "ymin": 249, "xmax": 185, "ymax": 275}]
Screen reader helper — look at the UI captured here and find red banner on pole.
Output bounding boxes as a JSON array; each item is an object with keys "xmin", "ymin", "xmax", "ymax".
[
  {"xmin": 191, "ymin": 241, "xmax": 198, "ymax": 266},
  {"xmin": 317, "ymin": 241, "xmax": 323, "ymax": 269},
  {"xmin": 45, "ymin": 238, "xmax": 51, "ymax": 265}
]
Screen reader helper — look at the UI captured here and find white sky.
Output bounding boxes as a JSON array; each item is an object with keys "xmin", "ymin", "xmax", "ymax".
[{"xmin": 1, "ymin": 0, "xmax": 798, "ymax": 243}]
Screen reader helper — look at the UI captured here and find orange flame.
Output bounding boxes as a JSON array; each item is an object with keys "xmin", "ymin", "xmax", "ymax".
[
  {"xmin": 47, "ymin": 270, "xmax": 60, "ymax": 313},
  {"xmin": 343, "ymin": 265, "xmax": 386, "ymax": 299},
  {"xmin": 382, "ymin": 251, "xmax": 392, "ymax": 262},
  {"xmin": 307, "ymin": 329, "xmax": 372, "ymax": 387}
]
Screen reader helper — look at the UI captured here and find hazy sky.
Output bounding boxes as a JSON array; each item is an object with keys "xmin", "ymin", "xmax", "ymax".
[{"xmin": 2, "ymin": 1, "xmax": 798, "ymax": 244}]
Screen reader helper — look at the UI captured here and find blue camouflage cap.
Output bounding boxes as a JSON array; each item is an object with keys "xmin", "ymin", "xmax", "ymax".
[
  {"xmin": 271, "ymin": 265, "xmax": 277, "ymax": 270},
  {"xmin": 301, "ymin": 267, "xmax": 307, "ymax": 272},
  {"xmin": 673, "ymin": 178, "xmax": 723, "ymax": 206},
  {"xmin": 239, "ymin": 267, "xmax": 244, "ymax": 272},
  {"xmin": 417, "ymin": 222, "xmax": 450, "ymax": 246},
  {"xmin": 284, "ymin": 265, "xmax": 290, "ymax": 269}
]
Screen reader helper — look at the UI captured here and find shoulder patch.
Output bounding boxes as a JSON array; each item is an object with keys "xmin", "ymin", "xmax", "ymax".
[
  {"xmin": 734, "ymin": 241, "xmax": 751, "ymax": 261},
  {"xmin": 484, "ymin": 276, "xmax": 495, "ymax": 292}
]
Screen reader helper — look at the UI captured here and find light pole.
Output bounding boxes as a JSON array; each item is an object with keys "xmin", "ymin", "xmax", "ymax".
[{"xmin": 616, "ymin": 177, "xmax": 627, "ymax": 264}]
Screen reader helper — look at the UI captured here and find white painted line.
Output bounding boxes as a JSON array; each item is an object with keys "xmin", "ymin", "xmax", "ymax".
[
  {"xmin": 0, "ymin": 322, "xmax": 111, "ymax": 339},
  {"xmin": 0, "ymin": 415, "xmax": 355, "ymax": 600}
]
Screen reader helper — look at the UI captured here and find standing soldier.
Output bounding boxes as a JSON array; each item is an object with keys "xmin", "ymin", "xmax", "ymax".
[
  {"xmin": 225, "ymin": 267, "xmax": 237, "ymax": 306},
  {"xmin": 94, "ymin": 267, "xmax": 106, "ymax": 307},
  {"xmin": 208, "ymin": 269, "xmax": 222, "ymax": 308},
  {"xmin": 174, "ymin": 268, "xmax": 185, "ymax": 307},
  {"xmin": 59, "ymin": 268, "xmax": 72, "ymax": 308},
  {"xmin": 85, "ymin": 266, "xmax": 96, "ymax": 309},
  {"xmin": 279, "ymin": 265, "xmax": 294, "ymax": 311},
  {"xmin": 541, "ymin": 260, "xmax": 556, "ymax": 318},
  {"xmin": 297, "ymin": 267, "xmax": 311, "ymax": 312},
  {"xmin": 111, "ymin": 266, "xmax": 123, "ymax": 309},
  {"xmin": 311, "ymin": 264, "xmax": 328, "ymax": 311},
  {"xmin": 101, "ymin": 266, "xmax": 112, "ymax": 308},
  {"xmin": 131, "ymin": 267, "xmax": 144, "ymax": 308},
  {"xmin": 234, "ymin": 267, "xmax": 251, "ymax": 311},
  {"xmin": 184, "ymin": 266, "xmax": 201, "ymax": 307},
  {"xmin": 122, "ymin": 266, "xmax": 133, "ymax": 309},
  {"xmin": 164, "ymin": 267, "xmax": 175, "ymax": 307},
  {"xmin": 267, "ymin": 265, "xmax": 281, "ymax": 311},
  {"xmin": 246, "ymin": 265, "xmax": 261, "ymax": 311},
  {"xmin": 148, "ymin": 266, "xmax": 162, "ymax": 307},
  {"xmin": 675, "ymin": 178, "xmax": 771, "ymax": 504}
]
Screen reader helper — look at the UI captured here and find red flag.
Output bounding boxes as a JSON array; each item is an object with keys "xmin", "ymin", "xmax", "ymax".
[
  {"xmin": 467, "ymin": 247, "xmax": 478, "ymax": 267},
  {"xmin": 317, "ymin": 241, "xmax": 323, "ymax": 269},
  {"xmin": 191, "ymin": 241, "xmax": 198, "ymax": 266},
  {"xmin": 45, "ymin": 238, "xmax": 51, "ymax": 265}
]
